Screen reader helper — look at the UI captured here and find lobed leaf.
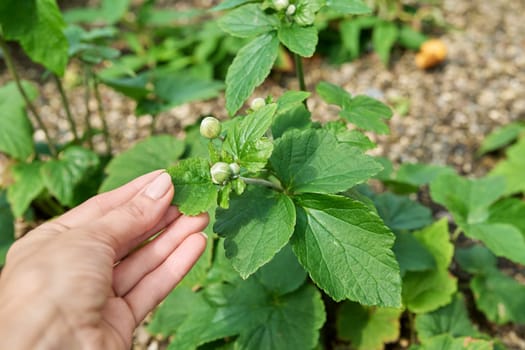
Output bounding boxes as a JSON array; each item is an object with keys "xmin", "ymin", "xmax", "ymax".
[
  {"xmin": 214, "ymin": 187, "xmax": 296, "ymax": 279},
  {"xmin": 292, "ymin": 193, "xmax": 401, "ymax": 306},
  {"xmin": 340, "ymin": 95, "xmax": 393, "ymax": 134},
  {"xmin": 278, "ymin": 24, "xmax": 318, "ymax": 57},
  {"xmin": 218, "ymin": 4, "xmax": 279, "ymax": 38},
  {"xmin": 7, "ymin": 162, "xmax": 45, "ymax": 218},
  {"xmin": 270, "ymin": 129, "xmax": 382, "ymax": 194},
  {"xmin": 168, "ymin": 158, "xmax": 217, "ymax": 215}
]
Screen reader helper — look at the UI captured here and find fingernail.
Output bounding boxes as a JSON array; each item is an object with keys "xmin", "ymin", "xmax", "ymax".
[
  {"xmin": 200, "ymin": 232, "xmax": 208, "ymax": 239},
  {"xmin": 144, "ymin": 172, "xmax": 172, "ymax": 199}
]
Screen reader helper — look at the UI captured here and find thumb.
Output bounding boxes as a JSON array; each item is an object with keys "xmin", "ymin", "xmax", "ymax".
[{"xmin": 87, "ymin": 172, "xmax": 175, "ymax": 259}]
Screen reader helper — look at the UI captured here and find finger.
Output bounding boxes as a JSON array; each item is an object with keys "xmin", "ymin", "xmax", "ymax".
[
  {"xmin": 123, "ymin": 233, "xmax": 207, "ymax": 324},
  {"xmin": 86, "ymin": 172, "xmax": 175, "ymax": 259},
  {"xmin": 52, "ymin": 170, "xmax": 165, "ymax": 231},
  {"xmin": 113, "ymin": 212, "xmax": 209, "ymax": 296}
]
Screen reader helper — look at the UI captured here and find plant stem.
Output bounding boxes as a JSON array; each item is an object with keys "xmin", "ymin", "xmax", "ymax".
[
  {"xmin": 451, "ymin": 226, "xmax": 462, "ymax": 241},
  {"xmin": 0, "ymin": 36, "xmax": 57, "ymax": 157},
  {"xmin": 83, "ymin": 66, "xmax": 94, "ymax": 149},
  {"xmin": 407, "ymin": 311, "xmax": 416, "ymax": 345},
  {"xmin": 294, "ymin": 53, "xmax": 307, "ymax": 92},
  {"xmin": 93, "ymin": 76, "xmax": 112, "ymax": 154},
  {"xmin": 240, "ymin": 176, "xmax": 283, "ymax": 192},
  {"xmin": 150, "ymin": 115, "xmax": 157, "ymax": 135},
  {"xmin": 53, "ymin": 74, "xmax": 79, "ymax": 142}
]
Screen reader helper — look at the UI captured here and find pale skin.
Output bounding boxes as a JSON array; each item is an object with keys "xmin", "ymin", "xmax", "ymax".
[{"xmin": 0, "ymin": 170, "xmax": 209, "ymax": 349}]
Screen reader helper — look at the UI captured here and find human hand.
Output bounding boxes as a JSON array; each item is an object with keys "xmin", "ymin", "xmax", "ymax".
[{"xmin": 0, "ymin": 170, "xmax": 208, "ymax": 349}]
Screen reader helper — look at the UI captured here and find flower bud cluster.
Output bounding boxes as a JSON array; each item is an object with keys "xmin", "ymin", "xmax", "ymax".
[
  {"xmin": 211, "ymin": 162, "xmax": 241, "ymax": 185},
  {"xmin": 250, "ymin": 97, "xmax": 266, "ymax": 111},
  {"xmin": 272, "ymin": 0, "xmax": 289, "ymax": 11}
]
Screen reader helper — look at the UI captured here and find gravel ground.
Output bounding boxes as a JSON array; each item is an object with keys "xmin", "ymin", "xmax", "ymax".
[{"xmin": 1, "ymin": 0, "xmax": 525, "ymax": 349}]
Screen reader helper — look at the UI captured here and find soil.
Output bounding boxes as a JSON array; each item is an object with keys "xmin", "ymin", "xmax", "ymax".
[{"xmin": 1, "ymin": 0, "xmax": 525, "ymax": 349}]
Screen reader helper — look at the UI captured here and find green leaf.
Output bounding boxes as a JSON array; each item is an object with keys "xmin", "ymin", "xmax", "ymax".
[
  {"xmin": 340, "ymin": 95, "xmax": 393, "ymax": 134},
  {"xmin": 415, "ymin": 294, "xmax": 481, "ymax": 342},
  {"xmin": 0, "ymin": 191, "xmax": 15, "ymax": 265},
  {"xmin": 0, "ymin": 0, "xmax": 37, "ymax": 39},
  {"xmin": 372, "ymin": 21, "xmax": 398, "ymax": 65},
  {"xmin": 254, "ymin": 244, "xmax": 307, "ymax": 295},
  {"xmin": 272, "ymin": 104, "xmax": 312, "ymax": 139},
  {"xmin": 412, "ymin": 334, "xmax": 494, "ymax": 350},
  {"xmin": 488, "ymin": 198, "xmax": 525, "ymax": 234},
  {"xmin": 294, "ymin": 0, "xmax": 325, "ymax": 26},
  {"xmin": 9, "ymin": 0, "xmax": 69, "ymax": 75},
  {"xmin": 41, "ymin": 146, "xmax": 100, "ymax": 206},
  {"xmin": 225, "ymin": 32, "xmax": 279, "ymax": 115},
  {"xmin": 456, "ymin": 247, "xmax": 525, "ymax": 325},
  {"xmin": 372, "ymin": 192, "xmax": 433, "ymax": 231},
  {"xmin": 278, "ymin": 24, "xmax": 318, "ymax": 57},
  {"xmin": 276, "ymin": 90, "xmax": 311, "ymax": 115},
  {"xmin": 212, "ymin": 0, "xmax": 257, "ymax": 11},
  {"xmin": 270, "ymin": 129, "xmax": 382, "ymax": 194},
  {"xmin": 337, "ymin": 301, "xmax": 401, "ymax": 350},
  {"xmin": 168, "ymin": 277, "xmax": 325, "ymax": 349},
  {"xmin": 0, "ymin": 82, "xmax": 37, "ymax": 160},
  {"xmin": 398, "ymin": 25, "xmax": 427, "ymax": 50},
  {"xmin": 430, "ymin": 174, "xmax": 525, "ymax": 264},
  {"xmin": 340, "ymin": 19, "xmax": 363, "ymax": 60},
  {"xmin": 394, "ymin": 163, "xmax": 456, "ymax": 188},
  {"xmin": 100, "ymin": 0, "xmax": 130, "ymax": 24},
  {"xmin": 218, "ymin": 4, "xmax": 278, "ymax": 38},
  {"xmin": 214, "ymin": 187, "xmax": 296, "ymax": 279},
  {"xmin": 316, "ymin": 81, "xmax": 351, "ymax": 107},
  {"xmin": 478, "ymin": 122, "xmax": 525, "ymax": 155},
  {"xmin": 324, "ymin": 121, "xmax": 376, "ymax": 150},
  {"xmin": 402, "ymin": 219, "xmax": 457, "ymax": 313},
  {"xmin": 292, "ymin": 193, "xmax": 401, "ymax": 306},
  {"xmin": 223, "ymin": 104, "xmax": 278, "ymax": 172},
  {"xmin": 101, "ymin": 75, "xmax": 150, "ymax": 100},
  {"xmin": 7, "ymin": 162, "xmax": 45, "ymax": 218},
  {"xmin": 167, "ymin": 158, "xmax": 217, "ymax": 216},
  {"xmin": 490, "ymin": 137, "xmax": 525, "ymax": 195},
  {"xmin": 326, "ymin": 0, "xmax": 371, "ymax": 15},
  {"xmin": 393, "ymin": 232, "xmax": 436, "ymax": 277},
  {"xmin": 99, "ymin": 135, "xmax": 185, "ymax": 192}
]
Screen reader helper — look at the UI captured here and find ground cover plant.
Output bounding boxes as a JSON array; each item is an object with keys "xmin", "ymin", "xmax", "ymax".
[{"xmin": 0, "ymin": 0, "xmax": 524, "ymax": 349}]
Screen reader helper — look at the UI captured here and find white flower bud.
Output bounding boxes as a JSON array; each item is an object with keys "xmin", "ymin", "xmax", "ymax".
[
  {"xmin": 211, "ymin": 162, "xmax": 232, "ymax": 185},
  {"xmin": 286, "ymin": 4, "xmax": 296, "ymax": 16},
  {"xmin": 200, "ymin": 116, "xmax": 221, "ymax": 139},
  {"xmin": 273, "ymin": 0, "xmax": 289, "ymax": 11},
  {"xmin": 250, "ymin": 97, "xmax": 266, "ymax": 111},
  {"xmin": 229, "ymin": 163, "xmax": 241, "ymax": 177}
]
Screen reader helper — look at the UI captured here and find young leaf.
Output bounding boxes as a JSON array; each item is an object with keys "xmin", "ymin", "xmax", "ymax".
[
  {"xmin": 41, "ymin": 146, "xmax": 100, "ymax": 207},
  {"xmin": 324, "ymin": 121, "xmax": 376, "ymax": 150},
  {"xmin": 99, "ymin": 135, "xmax": 185, "ymax": 192},
  {"xmin": 223, "ymin": 104, "xmax": 277, "ymax": 172},
  {"xmin": 275, "ymin": 90, "xmax": 311, "ymax": 115},
  {"xmin": 415, "ymin": 294, "xmax": 481, "ymax": 342},
  {"xmin": 225, "ymin": 32, "xmax": 280, "ymax": 115},
  {"xmin": 292, "ymin": 193, "xmax": 401, "ymax": 306},
  {"xmin": 270, "ymin": 129, "xmax": 382, "ymax": 194},
  {"xmin": 402, "ymin": 219, "xmax": 457, "ymax": 313},
  {"xmin": 278, "ymin": 24, "xmax": 318, "ymax": 57},
  {"xmin": 478, "ymin": 122, "xmax": 524, "ymax": 155},
  {"xmin": 0, "ymin": 191, "xmax": 15, "ymax": 265},
  {"xmin": 218, "ymin": 4, "xmax": 279, "ymax": 38},
  {"xmin": 167, "ymin": 158, "xmax": 217, "ymax": 216},
  {"xmin": 294, "ymin": 0, "xmax": 325, "ymax": 26},
  {"xmin": 372, "ymin": 21, "xmax": 399, "ymax": 65},
  {"xmin": 430, "ymin": 174, "xmax": 525, "ymax": 264},
  {"xmin": 214, "ymin": 187, "xmax": 296, "ymax": 279},
  {"xmin": 0, "ymin": 81, "xmax": 37, "ymax": 160},
  {"xmin": 340, "ymin": 95, "xmax": 393, "ymax": 134},
  {"xmin": 316, "ymin": 81, "xmax": 352, "ymax": 107},
  {"xmin": 336, "ymin": 301, "xmax": 402, "ymax": 350},
  {"xmin": 7, "ymin": 162, "xmax": 45, "ymax": 218},
  {"xmin": 490, "ymin": 137, "xmax": 525, "ymax": 195},
  {"xmin": 326, "ymin": 0, "xmax": 371, "ymax": 15}
]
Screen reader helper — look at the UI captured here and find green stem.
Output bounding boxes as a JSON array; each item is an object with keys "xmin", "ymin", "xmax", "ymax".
[
  {"xmin": 53, "ymin": 74, "xmax": 79, "ymax": 142},
  {"xmin": 93, "ymin": 77, "xmax": 112, "ymax": 154},
  {"xmin": 408, "ymin": 311, "xmax": 416, "ymax": 345},
  {"xmin": 150, "ymin": 115, "xmax": 157, "ymax": 135},
  {"xmin": 451, "ymin": 226, "xmax": 462, "ymax": 241},
  {"xmin": 294, "ymin": 53, "xmax": 307, "ymax": 91},
  {"xmin": 0, "ymin": 36, "xmax": 57, "ymax": 157},
  {"xmin": 240, "ymin": 176, "xmax": 283, "ymax": 192},
  {"xmin": 83, "ymin": 66, "xmax": 94, "ymax": 149}
]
